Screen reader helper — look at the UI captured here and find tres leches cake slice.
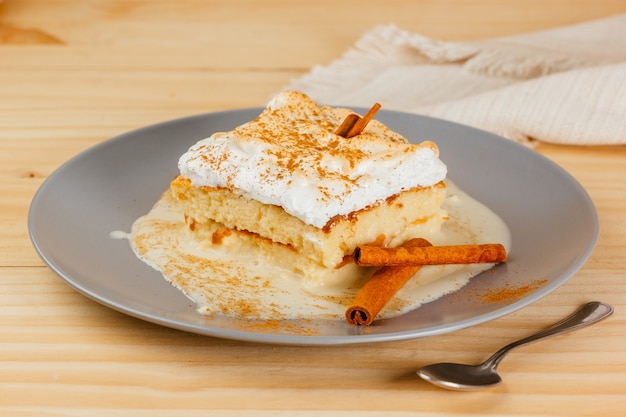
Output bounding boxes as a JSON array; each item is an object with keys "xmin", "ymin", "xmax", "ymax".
[{"xmin": 170, "ymin": 91, "xmax": 448, "ymax": 287}]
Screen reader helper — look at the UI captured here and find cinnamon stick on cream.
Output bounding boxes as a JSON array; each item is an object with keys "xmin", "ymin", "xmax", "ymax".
[
  {"xmin": 334, "ymin": 102, "xmax": 382, "ymax": 138},
  {"xmin": 354, "ymin": 243, "xmax": 507, "ymax": 267},
  {"xmin": 346, "ymin": 238, "xmax": 431, "ymax": 326},
  {"xmin": 334, "ymin": 113, "xmax": 360, "ymax": 137},
  {"xmin": 346, "ymin": 103, "xmax": 381, "ymax": 138}
]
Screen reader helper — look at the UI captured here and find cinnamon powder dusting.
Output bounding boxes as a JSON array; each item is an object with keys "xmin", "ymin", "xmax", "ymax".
[
  {"xmin": 234, "ymin": 318, "xmax": 328, "ymax": 336},
  {"xmin": 478, "ymin": 279, "xmax": 548, "ymax": 303}
]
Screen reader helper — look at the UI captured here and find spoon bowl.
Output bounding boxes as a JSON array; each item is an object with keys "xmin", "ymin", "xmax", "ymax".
[
  {"xmin": 418, "ymin": 362, "xmax": 502, "ymax": 391},
  {"xmin": 417, "ymin": 301, "xmax": 613, "ymax": 391}
]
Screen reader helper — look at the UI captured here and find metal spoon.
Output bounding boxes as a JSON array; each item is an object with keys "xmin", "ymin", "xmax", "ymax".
[{"xmin": 417, "ymin": 301, "xmax": 613, "ymax": 391}]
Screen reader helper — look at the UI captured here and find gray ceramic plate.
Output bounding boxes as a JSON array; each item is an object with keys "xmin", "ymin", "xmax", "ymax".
[{"xmin": 29, "ymin": 109, "xmax": 598, "ymax": 345}]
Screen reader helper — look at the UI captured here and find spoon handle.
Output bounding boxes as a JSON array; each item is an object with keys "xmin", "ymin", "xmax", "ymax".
[{"xmin": 484, "ymin": 301, "xmax": 613, "ymax": 369}]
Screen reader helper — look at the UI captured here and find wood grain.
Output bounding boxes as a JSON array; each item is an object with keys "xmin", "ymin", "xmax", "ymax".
[{"xmin": 1, "ymin": 1, "xmax": 625, "ymax": 416}]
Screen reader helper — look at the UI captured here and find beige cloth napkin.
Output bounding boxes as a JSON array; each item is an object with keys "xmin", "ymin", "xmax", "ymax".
[{"xmin": 285, "ymin": 15, "xmax": 626, "ymax": 145}]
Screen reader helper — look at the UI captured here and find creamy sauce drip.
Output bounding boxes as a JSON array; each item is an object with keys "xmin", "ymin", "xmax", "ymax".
[{"xmin": 125, "ymin": 181, "xmax": 510, "ymax": 321}]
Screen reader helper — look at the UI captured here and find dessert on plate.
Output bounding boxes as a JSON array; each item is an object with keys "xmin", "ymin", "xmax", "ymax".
[
  {"xmin": 128, "ymin": 90, "xmax": 509, "ymax": 323},
  {"xmin": 169, "ymin": 90, "xmax": 448, "ymax": 287}
]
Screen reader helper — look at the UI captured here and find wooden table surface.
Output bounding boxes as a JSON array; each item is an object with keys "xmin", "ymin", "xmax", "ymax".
[{"xmin": 2, "ymin": 1, "xmax": 625, "ymax": 415}]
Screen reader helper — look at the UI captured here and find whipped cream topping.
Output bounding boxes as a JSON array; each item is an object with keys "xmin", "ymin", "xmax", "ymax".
[{"xmin": 178, "ymin": 91, "xmax": 447, "ymax": 228}]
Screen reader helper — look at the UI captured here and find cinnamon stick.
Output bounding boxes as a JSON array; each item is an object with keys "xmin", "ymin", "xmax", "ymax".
[
  {"xmin": 334, "ymin": 113, "xmax": 360, "ymax": 137},
  {"xmin": 346, "ymin": 238, "xmax": 431, "ymax": 326},
  {"xmin": 346, "ymin": 102, "xmax": 381, "ymax": 138},
  {"xmin": 354, "ymin": 243, "xmax": 507, "ymax": 267},
  {"xmin": 334, "ymin": 102, "xmax": 382, "ymax": 138}
]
